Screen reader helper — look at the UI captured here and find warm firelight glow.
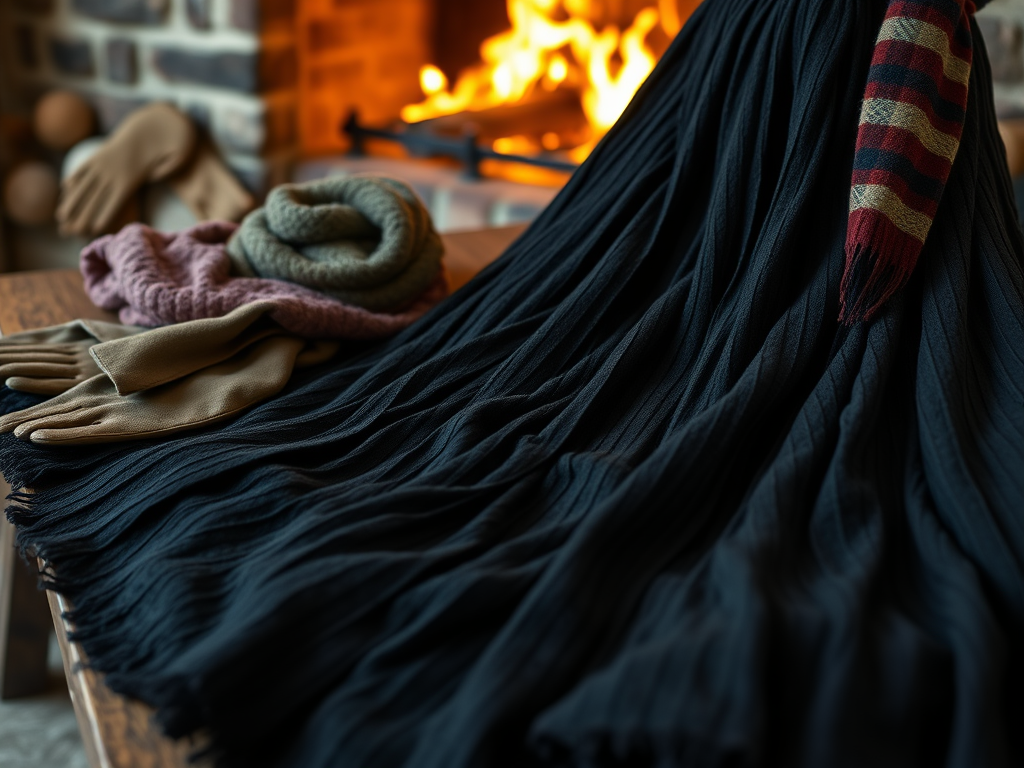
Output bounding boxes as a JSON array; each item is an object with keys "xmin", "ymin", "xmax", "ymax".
[
  {"xmin": 401, "ymin": 0, "xmax": 697, "ymax": 163},
  {"xmin": 493, "ymin": 135, "xmax": 539, "ymax": 155},
  {"xmin": 658, "ymin": 0, "xmax": 683, "ymax": 36},
  {"xmin": 420, "ymin": 65, "xmax": 449, "ymax": 96},
  {"xmin": 581, "ymin": 6, "xmax": 659, "ymax": 133},
  {"xmin": 545, "ymin": 53, "xmax": 569, "ymax": 89}
]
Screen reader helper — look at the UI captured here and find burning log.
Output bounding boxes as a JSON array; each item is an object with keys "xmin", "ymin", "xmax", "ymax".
[{"xmin": 406, "ymin": 89, "xmax": 589, "ymax": 147}]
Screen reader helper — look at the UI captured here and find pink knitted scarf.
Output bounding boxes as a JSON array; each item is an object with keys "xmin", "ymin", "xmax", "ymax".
[{"xmin": 81, "ymin": 222, "xmax": 449, "ymax": 339}]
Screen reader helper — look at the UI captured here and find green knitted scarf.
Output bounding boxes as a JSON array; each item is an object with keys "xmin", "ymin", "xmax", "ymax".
[{"xmin": 227, "ymin": 175, "xmax": 444, "ymax": 313}]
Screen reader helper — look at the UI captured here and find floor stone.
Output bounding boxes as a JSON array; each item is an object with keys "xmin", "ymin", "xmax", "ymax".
[{"xmin": 0, "ymin": 637, "xmax": 88, "ymax": 768}]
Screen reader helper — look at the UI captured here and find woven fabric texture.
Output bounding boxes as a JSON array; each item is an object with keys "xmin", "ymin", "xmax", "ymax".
[{"xmin": 841, "ymin": 0, "xmax": 981, "ymax": 321}]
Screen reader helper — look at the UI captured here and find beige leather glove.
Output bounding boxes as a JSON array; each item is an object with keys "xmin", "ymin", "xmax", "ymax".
[
  {"xmin": 0, "ymin": 319, "xmax": 145, "ymax": 395},
  {"xmin": 0, "ymin": 334, "xmax": 337, "ymax": 445},
  {"xmin": 57, "ymin": 103, "xmax": 198, "ymax": 237},
  {"xmin": 88, "ymin": 301, "xmax": 285, "ymax": 395}
]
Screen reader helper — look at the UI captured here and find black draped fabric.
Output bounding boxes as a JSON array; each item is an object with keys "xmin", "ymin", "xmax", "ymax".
[{"xmin": 3, "ymin": 0, "xmax": 1024, "ymax": 765}]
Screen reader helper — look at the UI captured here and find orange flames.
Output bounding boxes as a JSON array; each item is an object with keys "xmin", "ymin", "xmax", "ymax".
[{"xmin": 402, "ymin": 0, "xmax": 697, "ymax": 163}]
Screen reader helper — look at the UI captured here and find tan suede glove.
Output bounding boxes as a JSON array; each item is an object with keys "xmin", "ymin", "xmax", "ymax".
[
  {"xmin": 88, "ymin": 301, "xmax": 286, "ymax": 395},
  {"xmin": 0, "ymin": 334, "xmax": 337, "ymax": 445},
  {"xmin": 57, "ymin": 103, "xmax": 198, "ymax": 237},
  {"xmin": 0, "ymin": 319, "xmax": 145, "ymax": 395}
]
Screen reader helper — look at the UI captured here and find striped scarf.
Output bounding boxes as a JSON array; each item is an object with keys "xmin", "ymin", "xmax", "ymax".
[{"xmin": 841, "ymin": 0, "xmax": 978, "ymax": 324}]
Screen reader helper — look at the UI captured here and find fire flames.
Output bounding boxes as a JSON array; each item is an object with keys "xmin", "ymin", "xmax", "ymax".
[{"xmin": 402, "ymin": 0, "xmax": 698, "ymax": 163}]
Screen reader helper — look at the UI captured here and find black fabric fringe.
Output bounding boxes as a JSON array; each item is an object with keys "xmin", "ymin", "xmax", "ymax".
[{"xmin": 3, "ymin": 2, "xmax": 1024, "ymax": 767}]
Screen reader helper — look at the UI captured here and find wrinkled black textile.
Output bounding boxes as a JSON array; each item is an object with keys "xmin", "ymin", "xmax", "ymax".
[{"xmin": 3, "ymin": 0, "xmax": 1024, "ymax": 765}]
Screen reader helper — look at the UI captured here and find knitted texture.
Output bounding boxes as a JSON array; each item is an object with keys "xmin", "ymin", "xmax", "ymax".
[
  {"xmin": 81, "ymin": 221, "xmax": 448, "ymax": 339},
  {"xmin": 3, "ymin": 0, "xmax": 1024, "ymax": 765},
  {"xmin": 227, "ymin": 175, "xmax": 445, "ymax": 313},
  {"xmin": 840, "ymin": 0, "xmax": 978, "ymax": 323}
]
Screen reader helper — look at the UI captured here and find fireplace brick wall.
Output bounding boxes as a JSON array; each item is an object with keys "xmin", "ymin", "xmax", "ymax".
[
  {"xmin": 296, "ymin": 0, "xmax": 431, "ymax": 154},
  {"xmin": 0, "ymin": 0, "xmax": 300, "ymax": 194}
]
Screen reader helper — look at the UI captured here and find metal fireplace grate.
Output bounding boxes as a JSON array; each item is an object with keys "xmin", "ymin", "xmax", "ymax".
[{"xmin": 342, "ymin": 111, "xmax": 581, "ymax": 179}]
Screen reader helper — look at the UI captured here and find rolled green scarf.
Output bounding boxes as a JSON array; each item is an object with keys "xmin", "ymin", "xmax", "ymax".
[{"xmin": 227, "ymin": 175, "xmax": 444, "ymax": 313}]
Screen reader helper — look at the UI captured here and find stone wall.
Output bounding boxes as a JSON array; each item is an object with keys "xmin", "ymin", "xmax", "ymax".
[
  {"xmin": 0, "ymin": 0, "xmax": 437, "ymax": 187},
  {"xmin": 980, "ymin": 0, "xmax": 1024, "ymax": 115},
  {"xmin": 0, "ymin": 0, "xmax": 301, "ymax": 195}
]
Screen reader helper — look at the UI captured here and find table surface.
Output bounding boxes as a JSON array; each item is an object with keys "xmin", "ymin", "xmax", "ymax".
[{"xmin": 0, "ymin": 223, "xmax": 525, "ymax": 768}]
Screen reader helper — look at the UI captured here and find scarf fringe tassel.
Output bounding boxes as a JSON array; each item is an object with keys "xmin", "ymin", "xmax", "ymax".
[{"xmin": 840, "ymin": 217, "xmax": 921, "ymax": 324}]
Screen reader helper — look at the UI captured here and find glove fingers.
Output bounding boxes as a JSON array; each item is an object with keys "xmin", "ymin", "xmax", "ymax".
[
  {"xmin": 0, "ymin": 348, "xmax": 82, "ymax": 360},
  {"xmin": 29, "ymin": 423, "xmax": 123, "ymax": 445},
  {"xmin": 5, "ymin": 376, "xmax": 86, "ymax": 396},
  {"xmin": 0, "ymin": 362, "xmax": 82, "ymax": 379},
  {"xmin": 0, "ymin": 405, "xmax": 62, "ymax": 435},
  {"xmin": 0, "ymin": 324, "xmax": 93, "ymax": 346},
  {"xmin": 23, "ymin": 405, "xmax": 130, "ymax": 444},
  {"xmin": 13, "ymin": 406, "xmax": 101, "ymax": 442},
  {"xmin": 0, "ymin": 373, "xmax": 117, "ymax": 436},
  {"xmin": 0, "ymin": 390, "xmax": 96, "ymax": 432}
]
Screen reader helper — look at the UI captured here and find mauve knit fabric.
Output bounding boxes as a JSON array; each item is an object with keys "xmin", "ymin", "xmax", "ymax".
[
  {"xmin": 80, "ymin": 221, "xmax": 448, "ymax": 339},
  {"xmin": 2, "ymin": 0, "xmax": 1024, "ymax": 766}
]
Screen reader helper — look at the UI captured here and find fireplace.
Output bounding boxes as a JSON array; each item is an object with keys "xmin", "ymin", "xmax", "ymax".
[
  {"xmin": 401, "ymin": 0, "xmax": 699, "ymax": 165},
  {"xmin": 1, "ymin": 0, "xmax": 701, "ymax": 188}
]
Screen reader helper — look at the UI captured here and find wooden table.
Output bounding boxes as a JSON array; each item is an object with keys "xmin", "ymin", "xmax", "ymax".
[{"xmin": 0, "ymin": 224, "xmax": 525, "ymax": 768}]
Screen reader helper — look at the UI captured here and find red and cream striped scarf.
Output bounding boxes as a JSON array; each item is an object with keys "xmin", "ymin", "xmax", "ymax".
[{"xmin": 841, "ymin": 0, "xmax": 978, "ymax": 324}]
